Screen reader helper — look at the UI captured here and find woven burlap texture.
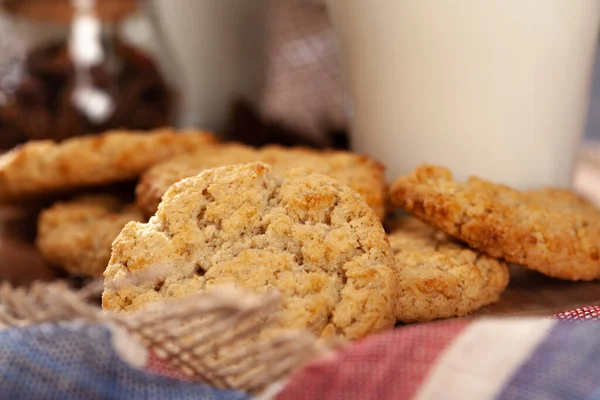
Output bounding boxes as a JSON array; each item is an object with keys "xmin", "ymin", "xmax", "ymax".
[
  {"xmin": 0, "ymin": 280, "xmax": 330, "ymax": 393},
  {"xmin": 260, "ymin": 0, "xmax": 346, "ymax": 142}
]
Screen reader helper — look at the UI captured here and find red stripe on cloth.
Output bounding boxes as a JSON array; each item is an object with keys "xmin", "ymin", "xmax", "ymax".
[
  {"xmin": 145, "ymin": 351, "xmax": 190, "ymax": 381},
  {"xmin": 277, "ymin": 320, "xmax": 470, "ymax": 400},
  {"xmin": 554, "ymin": 305, "xmax": 600, "ymax": 321}
]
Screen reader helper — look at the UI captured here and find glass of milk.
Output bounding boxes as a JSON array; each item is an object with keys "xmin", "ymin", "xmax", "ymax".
[{"xmin": 327, "ymin": 0, "xmax": 600, "ymax": 188}]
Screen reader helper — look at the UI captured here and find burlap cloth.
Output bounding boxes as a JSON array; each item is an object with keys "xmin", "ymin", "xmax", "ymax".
[{"xmin": 0, "ymin": 280, "xmax": 331, "ymax": 394}]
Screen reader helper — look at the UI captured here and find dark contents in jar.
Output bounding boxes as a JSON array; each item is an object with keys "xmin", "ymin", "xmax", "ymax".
[{"xmin": 0, "ymin": 38, "xmax": 172, "ymax": 149}]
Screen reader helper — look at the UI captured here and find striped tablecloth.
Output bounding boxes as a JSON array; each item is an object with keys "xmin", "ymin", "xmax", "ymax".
[{"xmin": 1, "ymin": 306, "xmax": 600, "ymax": 400}]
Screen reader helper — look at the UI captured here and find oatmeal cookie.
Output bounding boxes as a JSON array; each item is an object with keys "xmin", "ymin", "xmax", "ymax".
[
  {"xmin": 390, "ymin": 218, "xmax": 509, "ymax": 322},
  {"xmin": 0, "ymin": 128, "xmax": 216, "ymax": 202},
  {"xmin": 390, "ymin": 164, "xmax": 600, "ymax": 280},
  {"xmin": 104, "ymin": 162, "xmax": 396, "ymax": 340},
  {"xmin": 36, "ymin": 195, "xmax": 145, "ymax": 278},
  {"xmin": 136, "ymin": 144, "xmax": 386, "ymax": 219}
]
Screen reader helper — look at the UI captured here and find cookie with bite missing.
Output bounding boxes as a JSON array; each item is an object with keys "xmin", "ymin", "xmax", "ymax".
[
  {"xmin": 390, "ymin": 164, "xmax": 600, "ymax": 281},
  {"xmin": 390, "ymin": 217, "xmax": 509, "ymax": 322},
  {"xmin": 36, "ymin": 195, "xmax": 145, "ymax": 277},
  {"xmin": 104, "ymin": 162, "xmax": 396, "ymax": 340}
]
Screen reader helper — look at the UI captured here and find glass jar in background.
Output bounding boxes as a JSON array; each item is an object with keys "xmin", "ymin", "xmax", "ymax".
[{"xmin": 0, "ymin": 0, "xmax": 182, "ymax": 149}]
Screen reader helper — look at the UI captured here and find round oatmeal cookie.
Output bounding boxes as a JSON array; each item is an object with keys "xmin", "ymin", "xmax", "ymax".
[
  {"xmin": 0, "ymin": 128, "xmax": 216, "ymax": 202},
  {"xmin": 390, "ymin": 218, "xmax": 509, "ymax": 322},
  {"xmin": 135, "ymin": 144, "xmax": 387, "ymax": 219},
  {"xmin": 390, "ymin": 164, "xmax": 600, "ymax": 281},
  {"xmin": 105, "ymin": 162, "xmax": 396, "ymax": 340},
  {"xmin": 36, "ymin": 195, "xmax": 145, "ymax": 278}
]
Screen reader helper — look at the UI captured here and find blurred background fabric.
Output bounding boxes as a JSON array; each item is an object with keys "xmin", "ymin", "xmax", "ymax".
[{"xmin": 258, "ymin": 0, "xmax": 346, "ymax": 143}]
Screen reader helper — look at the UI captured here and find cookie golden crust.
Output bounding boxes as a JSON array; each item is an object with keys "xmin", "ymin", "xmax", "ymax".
[
  {"xmin": 135, "ymin": 143, "xmax": 259, "ymax": 216},
  {"xmin": 260, "ymin": 145, "xmax": 387, "ymax": 220},
  {"xmin": 0, "ymin": 128, "xmax": 216, "ymax": 202},
  {"xmin": 390, "ymin": 164, "xmax": 600, "ymax": 281},
  {"xmin": 135, "ymin": 144, "xmax": 387, "ymax": 219},
  {"xmin": 105, "ymin": 162, "xmax": 396, "ymax": 340},
  {"xmin": 390, "ymin": 218, "xmax": 509, "ymax": 322},
  {"xmin": 36, "ymin": 195, "xmax": 145, "ymax": 278}
]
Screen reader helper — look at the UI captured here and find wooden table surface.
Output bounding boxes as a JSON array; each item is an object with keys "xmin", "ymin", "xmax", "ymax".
[{"xmin": 476, "ymin": 265, "xmax": 600, "ymax": 317}]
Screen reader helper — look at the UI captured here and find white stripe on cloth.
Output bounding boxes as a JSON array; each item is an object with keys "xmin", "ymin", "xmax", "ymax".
[
  {"xmin": 414, "ymin": 318, "xmax": 555, "ymax": 400},
  {"xmin": 255, "ymin": 379, "xmax": 289, "ymax": 400}
]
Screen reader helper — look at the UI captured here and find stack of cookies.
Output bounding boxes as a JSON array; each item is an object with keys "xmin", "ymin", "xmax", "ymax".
[{"xmin": 1, "ymin": 128, "xmax": 598, "ymax": 343}]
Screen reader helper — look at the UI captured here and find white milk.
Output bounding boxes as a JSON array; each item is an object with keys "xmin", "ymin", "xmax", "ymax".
[{"xmin": 328, "ymin": 0, "xmax": 600, "ymax": 187}]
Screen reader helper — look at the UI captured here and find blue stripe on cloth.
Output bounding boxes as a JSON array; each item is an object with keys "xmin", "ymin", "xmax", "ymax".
[
  {"xmin": 0, "ymin": 322, "xmax": 250, "ymax": 400},
  {"xmin": 496, "ymin": 321, "xmax": 600, "ymax": 400}
]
